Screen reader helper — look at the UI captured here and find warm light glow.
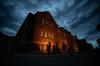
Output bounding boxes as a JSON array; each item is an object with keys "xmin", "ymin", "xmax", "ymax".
[
  {"xmin": 43, "ymin": 44, "xmax": 47, "ymax": 52},
  {"xmin": 41, "ymin": 30, "xmax": 44, "ymax": 37},
  {"xmin": 45, "ymin": 31, "xmax": 47, "ymax": 38},
  {"xmin": 74, "ymin": 48, "xmax": 79, "ymax": 52},
  {"xmin": 51, "ymin": 34, "xmax": 53, "ymax": 39},
  {"xmin": 48, "ymin": 33, "xmax": 50, "ymax": 38}
]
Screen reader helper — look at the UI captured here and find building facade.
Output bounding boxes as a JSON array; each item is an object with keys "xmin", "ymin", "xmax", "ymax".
[{"xmin": 15, "ymin": 11, "xmax": 79, "ymax": 54}]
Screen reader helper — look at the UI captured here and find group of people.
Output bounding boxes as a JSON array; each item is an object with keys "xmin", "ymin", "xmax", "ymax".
[{"xmin": 47, "ymin": 42, "xmax": 69, "ymax": 55}]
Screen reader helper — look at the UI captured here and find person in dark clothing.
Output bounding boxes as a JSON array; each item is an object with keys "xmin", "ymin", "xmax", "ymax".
[
  {"xmin": 53, "ymin": 42, "xmax": 59, "ymax": 54},
  {"xmin": 47, "ymin": 42, "xmax": 51, "ymax": 55},
  {"xmin": 53, "ymin": 44, "xmax": 56, "ymax": 54},
  {"xmin": 62, "ymin": 42, "xmax": 66, "ymax": 56}
]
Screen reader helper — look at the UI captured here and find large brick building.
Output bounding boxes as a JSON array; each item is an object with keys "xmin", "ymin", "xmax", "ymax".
[{"xmin": 15, "ymin": 11, "xmax": 79, "ymax": 53}]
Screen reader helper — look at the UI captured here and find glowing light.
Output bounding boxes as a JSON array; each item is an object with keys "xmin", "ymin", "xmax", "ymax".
[{"xmin": 41, "ymin": 30, "xmax": 44, "ymax": 37}]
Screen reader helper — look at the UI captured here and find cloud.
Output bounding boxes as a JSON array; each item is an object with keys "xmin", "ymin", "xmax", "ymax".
[{"xmin": 0, "ymin": 0, "xmax": 100, "ymax": 48}]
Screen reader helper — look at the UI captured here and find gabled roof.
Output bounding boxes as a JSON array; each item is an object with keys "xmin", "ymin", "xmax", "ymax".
[{"xmin": 35, "ymin": 11, "xmax": 58, "ymax": 26}]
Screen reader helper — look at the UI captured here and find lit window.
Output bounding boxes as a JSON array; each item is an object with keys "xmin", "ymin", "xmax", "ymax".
[
  {"xmin": 51, "ymin": 34, "xmax": 53, "ymax": 39},
  {"xmin": 45, "ymin": 32, "xmax": 47, "ymax": 38},
  {"xmin": 41, "ymin": 30, "xmax": 44, "ymax": 37},
  {"xmin": 48, "ymin": 33, "xmax": 50, "ymax": 38}
]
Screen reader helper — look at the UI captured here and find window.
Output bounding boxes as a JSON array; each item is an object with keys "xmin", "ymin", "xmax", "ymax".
[
  {"xmin": 42, "ymin": 19, "xmax": 44, "ymax": 25},
  {"xmin": 58, "ymin": 30, "xmax": 59, "ymax": 33},
  {"xmin": 51, "ymin": 34, "xmax": 53, "ymax": 39},
  {"xmin": 41, "ymin": 30, "xmax": 44, "ymax": 37},
  {"xmin": 48, "ymin": 33, "xmax": 50, "ymax": 38},
  {"xmin": 45, "ymin": 32, "xmax": 47, "ymax": 38}
]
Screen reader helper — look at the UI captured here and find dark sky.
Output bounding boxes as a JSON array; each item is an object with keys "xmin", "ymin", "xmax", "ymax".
[{"xmin": 0, "ymin": 0, "xmax": 100, "ymax": 48}]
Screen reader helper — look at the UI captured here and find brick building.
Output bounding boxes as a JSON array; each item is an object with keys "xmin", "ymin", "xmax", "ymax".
[{"xmin": 15, "ymin": 11, "xmax": 79, "ymax": 54}]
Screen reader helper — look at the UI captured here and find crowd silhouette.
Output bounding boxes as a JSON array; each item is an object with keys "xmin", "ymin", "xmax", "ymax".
[{"xmin": 46, "ymin": 42, "xmax": 69, "ymax": 55}]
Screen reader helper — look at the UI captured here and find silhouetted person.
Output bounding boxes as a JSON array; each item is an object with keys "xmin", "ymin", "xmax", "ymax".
[
  {"xmin": 53, "ymin": 43, "xmax": 56, "ymax": 54},
  {"xmin": 65, "ymin": 44, "xmax": 70, "ymax": 56},
  {"xmin": 47, "ymin": 42, "xmax": 51, "ymax": 55},
  {"xmin": 62, "ymin": 42, "xmax": 66, "ymax": 56},
  {"xmin": 53, "ymin": 42, "xmax": 59, "ymax": 54}
]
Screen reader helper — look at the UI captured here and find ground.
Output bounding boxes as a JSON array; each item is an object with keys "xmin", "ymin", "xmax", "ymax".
[{"xmin": 1, "ymin": 52, "xmax": 100, "ymax": 66}]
